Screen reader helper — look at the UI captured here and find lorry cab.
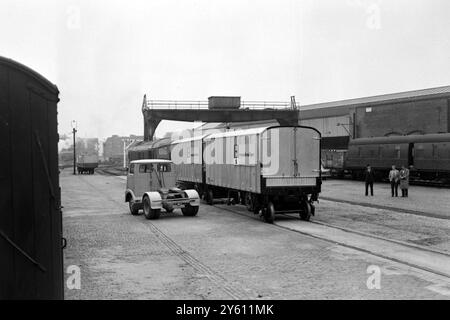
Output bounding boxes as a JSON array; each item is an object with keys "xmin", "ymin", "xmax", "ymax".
[
  {"xmin": 125, "ymin": 159, "xmax": 200, "ymax": 219},
  {"xmin": 127, "ymin": 159, "xmax": 175, "ymax": 199}
]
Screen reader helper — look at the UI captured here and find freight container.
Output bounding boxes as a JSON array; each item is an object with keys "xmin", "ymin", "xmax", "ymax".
[{"xmin": 0, "ymin": 56, "xmax": 63, "ymax": 299}]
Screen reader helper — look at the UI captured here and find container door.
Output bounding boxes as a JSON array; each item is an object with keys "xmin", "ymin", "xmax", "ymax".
[{"xmin": 295, "ymin": 127, "xmax": 321, "ymax": 179}]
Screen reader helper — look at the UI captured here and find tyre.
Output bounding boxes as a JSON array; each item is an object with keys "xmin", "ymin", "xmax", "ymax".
[
  {"xmin": 143, "ymin": 196, "xmax": 161, "ymax": 220},
  {"xmin": 263, "ymin": 202, "xmax": 275, "ymax": 224},
  {"xmin": 181, "ymin": 204, "xmax": 199, "ymax": 217},
  {"xmin": 299, "ymin": 202, "xmax": 312, "ymax": 221},
  {"xmin": 129, "ymin": 201, "xmax": 140, "ymax": 215}
]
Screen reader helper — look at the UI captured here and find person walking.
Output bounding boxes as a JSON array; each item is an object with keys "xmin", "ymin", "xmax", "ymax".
[
  {"xmin": 388, "ymin": 165, "xmax": 400, "ymax": 197},
  {"xmin": 364, "ymin": 164, "xmax": 375, "ymax": 196},
  {"xmin": 399, "ymin": 165, "xmax": 410, "ymax": 197}
]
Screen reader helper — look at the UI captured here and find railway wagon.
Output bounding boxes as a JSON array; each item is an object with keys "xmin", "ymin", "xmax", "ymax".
[
  {"xmin": 170, "ymin": 134, "xmax": 206, "ymax": 189},
  {"xmin": 172, "ymin": 126, "xmax": 322, "ymax": 223},
  {"xmin": 346, "ymin": 133, "xmax": 450, "ymax": 182},
  {"xmin": 77, "ymin": 154, "xmax": 98, "ymax": 174},
  {"xmin": 0, "ymin": 57, "xmax": 63, "ymax": 299}
]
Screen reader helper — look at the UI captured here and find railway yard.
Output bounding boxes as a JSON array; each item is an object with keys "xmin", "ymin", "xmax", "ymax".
[{"xmin": 63, "ymin": 168, "xmax": 450, "ymax": 300}]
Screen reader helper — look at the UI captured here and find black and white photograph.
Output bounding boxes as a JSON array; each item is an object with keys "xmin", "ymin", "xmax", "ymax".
[{"xmin": 1, "ymin": 0, "xmax": 450, "ymax": 307}]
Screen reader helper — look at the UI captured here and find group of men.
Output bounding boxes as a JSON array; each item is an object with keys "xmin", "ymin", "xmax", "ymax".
[{"xmin": 364, "ymin": 164, "xmax": 410, "ymax": 197}]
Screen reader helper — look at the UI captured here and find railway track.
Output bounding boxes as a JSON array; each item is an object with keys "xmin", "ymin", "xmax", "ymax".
[
  {"xmin": 95, "ymin": 166, "xmax": 126, "ymax": 176},
  {"xmin": 212, "ymin": 202, "xmax": 450, "ymax": 280},
  {"xmin": 76, "ymin": 174, "xmax": 251, "ymax": 300}
]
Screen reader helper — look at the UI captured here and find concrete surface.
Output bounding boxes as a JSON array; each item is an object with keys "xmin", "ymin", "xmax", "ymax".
[
  {"xmin": 62, "ymin": 170, "xmax": 450, "ymax": 299},
  {"xmin": 321, "ymin": 179, "xmax": 450, "ymax": 219}
]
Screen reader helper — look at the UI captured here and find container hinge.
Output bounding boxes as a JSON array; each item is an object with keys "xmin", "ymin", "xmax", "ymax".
[{"xmin": 0, "ymin": 229, "xmax": 47, "ymax": 272}]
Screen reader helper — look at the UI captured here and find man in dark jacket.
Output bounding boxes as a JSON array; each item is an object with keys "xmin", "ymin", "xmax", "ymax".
[{"xmin": 364, "ymin": 164, "xmax": 375, "ymax": 196}]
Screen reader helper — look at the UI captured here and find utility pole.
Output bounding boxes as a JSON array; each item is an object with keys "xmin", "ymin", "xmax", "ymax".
[{"xmin": 71, "ymin": 120, "xmax": 77, "ymax": 175}]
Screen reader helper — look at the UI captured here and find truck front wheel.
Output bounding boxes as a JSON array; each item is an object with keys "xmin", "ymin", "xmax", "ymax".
[
  {"xmin": 143, "ymin": 196, "xmax": 161, "ymax": 220},
  {"xmin": 129, "ymin": 201, "xmax": 140, "ymax": 215},
  {"xmin": 182, "ymin": 204, "xmax": 199, "ymax": 217}
]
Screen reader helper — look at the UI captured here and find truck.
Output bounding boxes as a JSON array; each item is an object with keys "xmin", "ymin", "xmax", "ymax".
[
  {"xmin": 77, "ymin": 154, "xmax": 99, "ymax": 174},
  {"xmin": 125, "ymin": 159, "xmax": 200, "ymax": 219}
]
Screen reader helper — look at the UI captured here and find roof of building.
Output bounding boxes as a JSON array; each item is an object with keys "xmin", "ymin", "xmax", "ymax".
[{"xmin": 299, "ymin": 85, "xmax": 450, "ymax": 119}]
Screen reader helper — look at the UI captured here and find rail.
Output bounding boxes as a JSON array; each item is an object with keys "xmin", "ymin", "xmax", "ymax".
[{"xmin": 142, "ymin": 97, "xmax": 300, "ymax": 111}]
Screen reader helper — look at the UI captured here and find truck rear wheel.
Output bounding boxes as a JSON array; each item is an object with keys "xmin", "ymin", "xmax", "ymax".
[
  {"xmin": 143, "ymin": 196, "xmax": 160, "ymax": 220},
  {"xmin": 182, "ymin": 204, "xmax": 199, "ymax": 217},
  {"xmin": 129, "ymin": 202, "xmax": 140, "ymax": 215}
]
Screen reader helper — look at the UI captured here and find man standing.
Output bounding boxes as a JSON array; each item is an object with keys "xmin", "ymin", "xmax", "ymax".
[
  {"xmin": 389, "ymin": 165, "xmax": 400, "ymax": 197},
  {"xmin": 399, "ymin": 165, "xmax": 410, "ymax": 197},
  {"xmin": 364, "ymin": 164, "xmax": 375, "ymax": 196}
]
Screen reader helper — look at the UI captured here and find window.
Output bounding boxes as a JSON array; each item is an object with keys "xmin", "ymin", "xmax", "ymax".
[
  {"xmin": 139, "ymin": 164, "xmax": 146, "ymax": 173},
  {"xmin": 157, "ymin": 163, "xmax": 171, "ymax": 172},
  {"xmin": 432, "ymin": 144, "xmax": 438, "ymax": 158},
  {"xmin": 129, "ymin": 164, "xmax": 135, "ymax": 174}
]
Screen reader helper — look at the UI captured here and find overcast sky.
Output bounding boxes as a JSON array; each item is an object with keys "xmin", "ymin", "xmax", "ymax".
[{"xmin": 1, "ymin": 0, "xmax": 450, "ymax": 144}]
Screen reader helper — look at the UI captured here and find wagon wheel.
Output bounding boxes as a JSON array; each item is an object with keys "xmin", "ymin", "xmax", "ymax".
[
  {"xmin": 299, "ymin": 202, "xmax": 312, "ymax": 221},
  {"xmin": 143, "ymin": 196, "xmax": 160, "ymax": 220},
  {"xmin": 129, "ymin": 202, "xmax": 140, "ymax": 215},
  {"xmin": 245, "ymin": 193, "xmax": 254, "ymax": 212},
  {"xmin": 263, "ymin": 202, "xmax": 275, "ymax": 224}
]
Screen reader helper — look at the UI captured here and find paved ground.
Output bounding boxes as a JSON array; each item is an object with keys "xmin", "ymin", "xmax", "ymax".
[
  {"xmin": 321, "ymin": 179, "xmax": 450, "ymax": 219},
  {"xmin": 62, "ymin": 170, "xmax": 450, "ymax": 299}
]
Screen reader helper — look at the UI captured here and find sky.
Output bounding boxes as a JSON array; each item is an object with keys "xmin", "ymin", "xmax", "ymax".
[{"xmin": 1, "ymin": 0, "xmax": 450, "ymax": 146}]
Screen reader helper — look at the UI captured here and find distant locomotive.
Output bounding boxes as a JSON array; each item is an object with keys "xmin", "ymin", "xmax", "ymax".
[{"xmin": 130, "ymin": 125, "xmax": 322, "ymax": 223}]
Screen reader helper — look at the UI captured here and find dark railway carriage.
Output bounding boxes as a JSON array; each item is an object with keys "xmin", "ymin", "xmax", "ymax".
[
  {"xmin": 346, "ymin": 133, "xmax": 450, "ymax": 182},
  {"xmin": 128, "ymin": 137, "xmax": 172, "ymax": 162},
  {"xmin": 0, "ymin": 57, "xmax": 63, "ymax": 299}
]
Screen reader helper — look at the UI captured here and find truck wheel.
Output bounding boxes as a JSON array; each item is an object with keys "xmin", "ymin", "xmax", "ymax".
[
  {"xmin": 300, "ymin": 202, "xmax": 312, "ymax": 221},
  {"xmin": 263, "ymin": 202, "xmax": 275, "ymax": 224},
  {"xmin": 182, "ymin": 204, "xmax": 199, "ymax": 217},
  {"xmin": 143, "ymin": 196, "xmax": 160, "ymax": 220},
  {"xmin": 129, "ymin": 202, "xmax": 140, "ymax": 215}
]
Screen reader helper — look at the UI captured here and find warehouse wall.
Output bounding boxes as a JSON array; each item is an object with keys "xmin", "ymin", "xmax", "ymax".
[
  {"xmin": 300, "ymin": 115, "xmax": 350, "ymax": 137},
  {"xmin": 354, "ymin": 98, "xmax": 449, "ymax": 138}
]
